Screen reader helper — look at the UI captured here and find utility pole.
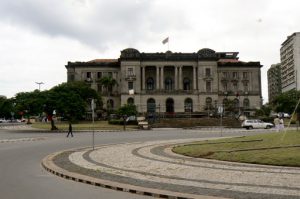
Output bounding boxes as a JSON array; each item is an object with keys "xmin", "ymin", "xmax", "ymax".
[{"xmin": 91, "ymin": 99, "xmax": 95, "ymax": 150}]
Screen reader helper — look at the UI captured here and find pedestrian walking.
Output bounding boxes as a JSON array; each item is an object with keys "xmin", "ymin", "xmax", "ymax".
[
  {"xmin": 67, "ymin": 122, "xmax": 73, "ymax": 137},
  {"xmin": 274, "ymin": 116, "xmax": 280, "ymax": 132}
]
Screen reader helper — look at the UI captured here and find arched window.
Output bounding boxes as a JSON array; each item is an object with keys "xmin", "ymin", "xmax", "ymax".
[
  {"xmin": 223, "ymin": 98, "xmax": 229, "ymax": 107},
  {"xmin": 206, "ymin": 81, "xmax": 211, "ymax": 92},
  {"xmin": 243, "ymin": 98, "xmax": 250, "ymax": 108},
  {"xmin": 146, "ymin": 77, "xmax": 154, "ymax": 90},
  {"xmin": 147, "ymin": 98, "xmax": 156, "ymax": 113},
  {"xmin": 107, "ymin": 99, "xmax": 114, "ymax": 109},
  {"xmin": 233, "ymin": 98, "xmax": 239, "ymax": 108},
  {"xmin": 206, "ymin": 97, "xmax": 213, "ymax": 109},
  {"xmin": 127, "ymin": 98, "xmax": 134, "ymax": 105},
  {"xmin": 184, "ymin": 98, "xmax": 193, "ymax": 112},
  {"xmin": 183, "ymin": 78, "xmax": 191, "ymax": 90},
  {"xmin": 165, "ymin": 77, "xmax": 173, "ymax": 90}
]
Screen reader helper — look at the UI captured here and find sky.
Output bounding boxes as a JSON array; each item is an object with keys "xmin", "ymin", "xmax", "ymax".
[{"xmin": 1, "ymin": 0, "xmax": 300, "ymax": 103}]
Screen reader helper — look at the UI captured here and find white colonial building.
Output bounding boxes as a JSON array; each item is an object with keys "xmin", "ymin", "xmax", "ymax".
[{"xmin": 66, "ymin": 48, "xmax": 262, "ymax": 117}]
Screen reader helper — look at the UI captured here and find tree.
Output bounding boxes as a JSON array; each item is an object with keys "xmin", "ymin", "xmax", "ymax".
[
  {"xmin": 98, "ymin": 76, "xmax": 118, "ymax": 113},
  {"xmin": 272, "ymin": 90, "xmax": 300, "ymax": 113},
  {"xmin": 0, "ymin": 96, "xmax": 15, "ymax": 119},
  {"xmin": 14, "ymin": 90, "xmax": 47, "ymax": 123},
  {"xmin": 117, "ymin": 104, "xmax": 137, "ymax": 116},
  {"xmin": 44, "ymin": 82, "xmax": 101, "ymax": 130}
]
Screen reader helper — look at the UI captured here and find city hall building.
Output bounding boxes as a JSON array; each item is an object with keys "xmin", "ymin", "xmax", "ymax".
[{"xmin": 66, "ymin": 48, "xmax": 262, "ymax": 116}]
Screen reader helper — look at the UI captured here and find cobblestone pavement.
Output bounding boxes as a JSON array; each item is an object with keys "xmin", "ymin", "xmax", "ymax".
[{"xmin": 45, "ymin": 137, "xmax": 300, "ymax": 199}]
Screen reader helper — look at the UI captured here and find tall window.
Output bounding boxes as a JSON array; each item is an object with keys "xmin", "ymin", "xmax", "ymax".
[
  {"xmin": 243, "ymin": 72, "xmax": 248, "ymax": 79},
  {"xmin": 107, "ymin": 99, "xmax": 114, "ymax": 109},
  {"xmin": 205, "ymin": 68, "xmax": 211, "ymax": 77},
  {"xmin": 146, "ymin": 77, "xmax": 154, "ymax": 90},
  {"xmin": 206, "ymin": 97, "xmax": 213, "ymax": 109},
  {"xmin": 233, "ymin": 82, "xmax": 238, "ymax": 91},
  {"xmin": 233, "ymin": 72, "xmax": 238, "ymax": 79},
  {"xmin": 128, "ymin": 68, "xmax": 134, "ymax": 76},
  {"xmin": 222, "ymin": 82, "xmax": 228, "ymax": 91},
  {"xmin": 233, "ymin": 98, "xmax": 239, "ymax": 108},
  {"xmin": 184, "ymin": 98, "xmax": 193, "ymax": 112},
  {"xmin": 243, "ymin": 98, "xmax": 250, "ymax": 108},
  {"xmin": 147, "ymin": 98, "xmax": 156, "ymax": 113},
  {"xmin": 108, "ymin": 72, "xmax": 112, "ymax": 77},
  {"xmin": 97, "ymin": 72, "xmax": 102, "ymax": 79},
  {"xmin": 86, "ymin": 72, "xmax": 91, "ymax": 78},
  {"xmin": 206, "ymin": 81, "xmax": 211, "ymax": 92},
  {"xmin": 128, "ymin": 82, "xmax": 133, "ymax": 90},
  {"xmin": 223, "ymin": 98, "xmax": 229, "ymax": 107},
  {"xmin": 243, "ymin": 82, "xmax": 249, "ymax": 92},
  {"xmin": 183, "ymin": 78, "xmax": 191, "ymax": 90},
  {"xmin": 165, "ymin": 77, "xmax": 173, "ymax": 90}
]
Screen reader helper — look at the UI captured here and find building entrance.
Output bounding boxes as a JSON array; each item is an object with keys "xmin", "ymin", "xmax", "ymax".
[{"xmin": 166, "ymin": 98, "xmax": 174, "ymax": 113}]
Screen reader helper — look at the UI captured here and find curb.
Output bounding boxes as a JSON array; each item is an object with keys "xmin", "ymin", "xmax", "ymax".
[{"xmin": 41, "ymin": 151, "xmax": 227, "ymax": 199}]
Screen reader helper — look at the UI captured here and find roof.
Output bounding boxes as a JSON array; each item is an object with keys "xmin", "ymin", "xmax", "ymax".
[{"xmin": 88, "ymin": 59, "xmax": 118, "ymax": 63}]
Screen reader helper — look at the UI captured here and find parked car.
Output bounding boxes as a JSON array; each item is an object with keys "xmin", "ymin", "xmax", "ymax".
[
  {"xmin": 0, "ymin": 118, "xmax": 8, "ymax": 123},
  {"xmin": 241, "ymin": 119, "xmax": 274, "ymax": 130}
]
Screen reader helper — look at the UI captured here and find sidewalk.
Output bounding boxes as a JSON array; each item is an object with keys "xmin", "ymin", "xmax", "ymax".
[{"xmin": 42, "ymin": 138, "xmax": 300, "ymax": 199}]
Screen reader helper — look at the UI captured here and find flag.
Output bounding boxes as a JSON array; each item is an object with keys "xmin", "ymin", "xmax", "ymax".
[{"xmin": 162, "ymin": 37, "xmax": 169, "ymax": 44}]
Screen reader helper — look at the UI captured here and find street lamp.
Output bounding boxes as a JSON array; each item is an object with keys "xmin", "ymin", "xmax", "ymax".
[{"xmin": 35, "ymin": 82, "xmax": 44, "ymax": 91}]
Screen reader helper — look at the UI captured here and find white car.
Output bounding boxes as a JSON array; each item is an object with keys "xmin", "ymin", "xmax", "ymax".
[
  {"xmin": 0, "ymin": 118, "xmax": 8, "ymax": 123},
  {"xmin": 241, "ymin": 119, "xmax": 274, "ymax": 130}
]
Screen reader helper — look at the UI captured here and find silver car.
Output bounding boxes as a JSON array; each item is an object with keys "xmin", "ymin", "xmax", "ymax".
[{"xmin": 241, "ymin": 119, "xmax": 274, "ymax": 130}]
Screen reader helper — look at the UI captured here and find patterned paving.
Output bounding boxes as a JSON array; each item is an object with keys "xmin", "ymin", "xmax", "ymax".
[{"xmin": 62, "ymin": 138, "xmax": 300, "ymax": 199}]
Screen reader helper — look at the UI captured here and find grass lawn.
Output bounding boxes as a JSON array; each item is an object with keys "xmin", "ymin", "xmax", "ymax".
[
  {"xmin": 172, "ymin": 131, "xmax": 300, "ymax": 167},
  {"xmin": 32, "ymin": 121, "xmax": 137, "ymax": 131}
]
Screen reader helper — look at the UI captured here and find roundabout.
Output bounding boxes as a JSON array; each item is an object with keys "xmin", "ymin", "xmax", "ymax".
[{"xmin": 42, "ymin": 138, "xmax": 300, "ymax": 199}]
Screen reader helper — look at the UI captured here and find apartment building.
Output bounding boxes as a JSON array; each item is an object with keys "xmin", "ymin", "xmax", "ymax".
[{"xmin": 280, "ymin": 32, "xmax": 300, "ymax": 92}]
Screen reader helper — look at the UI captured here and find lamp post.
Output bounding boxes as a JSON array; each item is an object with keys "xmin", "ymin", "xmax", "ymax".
[
  {"xmin": 35, "ymin": 82, "xmax": 44, "ymax": 91},
  {"xmin": 91, "ymin": 99, "xmax": 95, "ymax": 150}
]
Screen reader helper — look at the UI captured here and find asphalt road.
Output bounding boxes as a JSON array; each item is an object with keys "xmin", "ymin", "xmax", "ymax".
[{"xmin": 0, "ymin": 128, "xmax": 268, "ymax": 199}]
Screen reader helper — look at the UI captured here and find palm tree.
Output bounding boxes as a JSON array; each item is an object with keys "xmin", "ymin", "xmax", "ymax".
[{"xmin": 98, "ymin": 76, "xmax": 118, "ymax": 114}]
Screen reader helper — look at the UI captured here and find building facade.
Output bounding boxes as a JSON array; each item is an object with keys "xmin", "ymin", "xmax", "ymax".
[
  {"xmin": 280, "ymin": 32, "xmax": 300, "ymax": 92},
  {"xmin": 66, "ymin": 48, "xmax": 262, "ymax": 116},
  {"xmin": 267, "ymin": 63, "xmax": 281, "ymax": 102}
]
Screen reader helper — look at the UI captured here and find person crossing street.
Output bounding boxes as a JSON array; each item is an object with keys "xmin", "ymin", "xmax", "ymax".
[{"xmin": 66, "ymin": 122, "xmax": 73, "ymax": 137}]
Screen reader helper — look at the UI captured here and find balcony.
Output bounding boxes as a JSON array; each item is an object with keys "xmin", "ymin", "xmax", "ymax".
[
  {"xmin": 221, "ymin": 77, "xmax": 229, "ymax": 82},
  {"xmin": 203, "ymin": 75, "xmax": 213, "ymax": 81},
  {"xmin": 125, "ymin": 74, "xmax": 136, "ymax": 81}
]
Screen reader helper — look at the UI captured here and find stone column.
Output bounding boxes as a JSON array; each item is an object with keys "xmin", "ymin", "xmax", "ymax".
[
  {"xmin": 197, "ymin": 66, "xmax": 201, "ymax": 92},
  {"xmin": 142, "ymin": 66, "xmax": 145, "ymax": 90},
  {"xmin": 193, "ymin": 66, "xmax": 197, "ymax": 90},
  {"xmin": 179, "ymin": 66, "xmax": 182, "ymax": 90},
  {"xmin": 160, "ymin": 66, "xmax": 164, "ymax": 90},
  {"xmin": 156, "ymin": 66, "xmax": 160, "ymax": 90},
  {"xmin": 174, "ymin": 66, "xmax": 178, "ymax": 90}
]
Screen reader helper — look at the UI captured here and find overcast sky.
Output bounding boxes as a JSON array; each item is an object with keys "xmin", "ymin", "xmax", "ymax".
[{"xmin": 1, "ymin": 0, "xmax": 300, "ymax": 103}]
